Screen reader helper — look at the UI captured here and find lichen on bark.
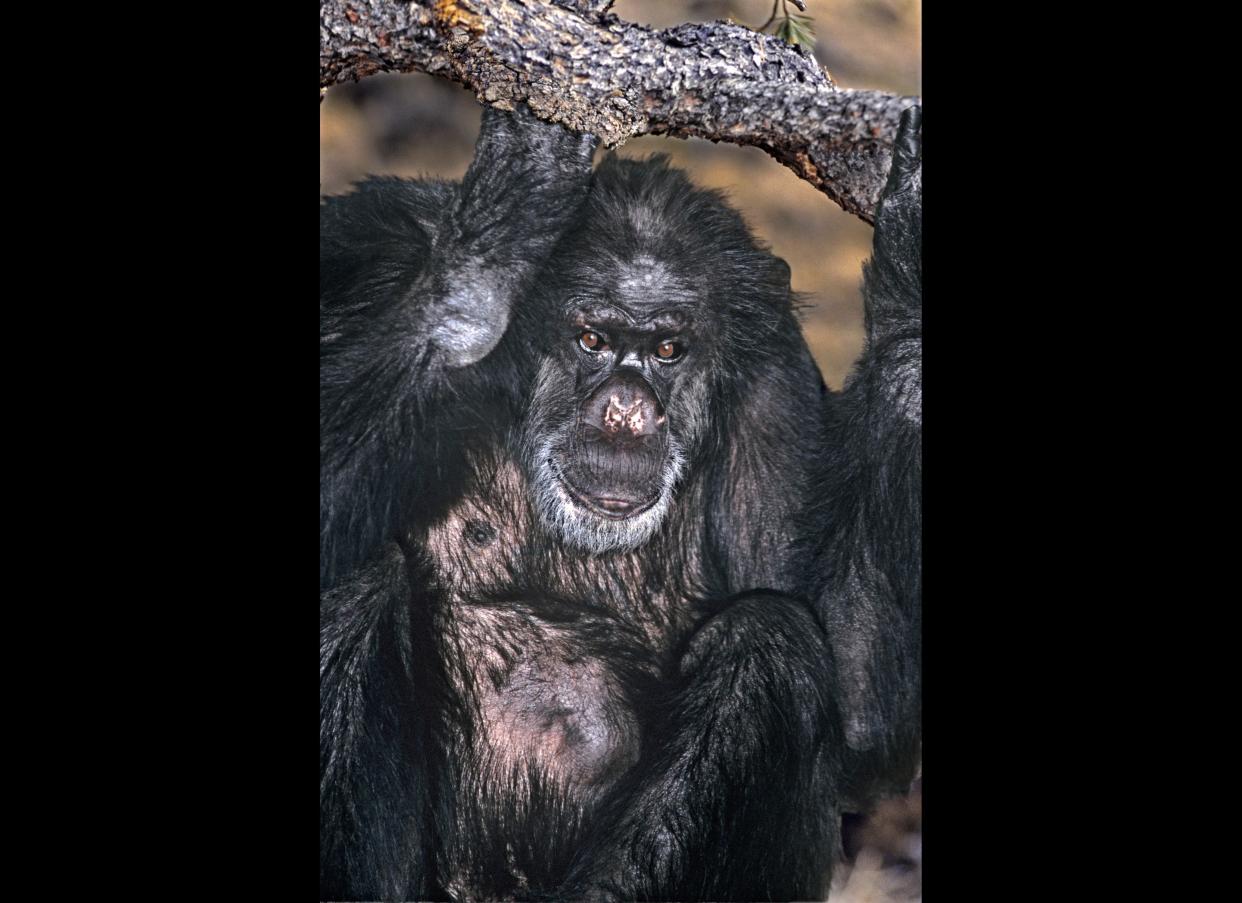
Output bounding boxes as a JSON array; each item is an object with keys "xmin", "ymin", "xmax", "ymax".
[{"xmin": 319, "ymin": 0, "xmax": 919, "ymax": 223}]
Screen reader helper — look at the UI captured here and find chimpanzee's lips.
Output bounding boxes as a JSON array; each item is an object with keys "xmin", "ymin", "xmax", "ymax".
[{"xmin": 556, "ymin": 469, "xmax": 659, "ymax": 520}]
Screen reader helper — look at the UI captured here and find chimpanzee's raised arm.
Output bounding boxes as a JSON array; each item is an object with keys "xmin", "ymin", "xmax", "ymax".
[
  {"xmin": 810, "ymin": 105, "xmax": 922, "ymax": 809},
  {"xmin": 320, "ymin": 106, "xmax": 598, "ymax": 589}
]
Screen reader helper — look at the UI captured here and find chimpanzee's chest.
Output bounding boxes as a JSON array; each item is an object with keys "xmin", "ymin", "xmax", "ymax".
[
  {"xmin": 438, "ymin": 597, "xmax": 651, "ymax": 791},
  {"xmin": 420, "ymin": 462, "xmax": 702, "ymax": 792}
]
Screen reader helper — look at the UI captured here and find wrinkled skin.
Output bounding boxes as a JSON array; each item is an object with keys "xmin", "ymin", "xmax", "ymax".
[{"xmin": 320, "ymin": 103, "xmax": 922, "ymax": 901}]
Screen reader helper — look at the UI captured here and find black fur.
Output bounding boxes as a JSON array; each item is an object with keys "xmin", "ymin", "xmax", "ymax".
[{"xmin": 320, "ymin": 103, "xmax": 922, "ymax": 901}]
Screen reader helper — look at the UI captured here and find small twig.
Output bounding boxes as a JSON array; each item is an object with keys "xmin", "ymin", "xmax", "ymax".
[{"xmin": 758, "ymin": 0, "xmax": 781, "ymax": 31}]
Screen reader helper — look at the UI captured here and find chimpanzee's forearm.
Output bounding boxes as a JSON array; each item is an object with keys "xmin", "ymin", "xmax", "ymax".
[
  {"xmin": 320, "ymin": 545, "xmax": 449, "ymax": 901},
  {"xmin": 557, "ymin": 593, "xmax": 844, "ymax": 901}
]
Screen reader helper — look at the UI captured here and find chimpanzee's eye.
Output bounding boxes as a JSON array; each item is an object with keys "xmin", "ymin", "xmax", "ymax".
[
  {"xmin": 579, "ymin": 330, "xmax": 608, "ymax": 352},
  {"xmin": 655, "ymin": 340, "xmax": 685, "ymax": 362}
]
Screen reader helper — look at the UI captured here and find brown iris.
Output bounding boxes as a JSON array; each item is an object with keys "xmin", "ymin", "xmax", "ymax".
[
  {"xmin": 656, "ymin": 340, "xmax": 683, "ymax": 361},
  {"xmin": 579, "ymin": 330, "xmax": 605, "ymax": 352}
]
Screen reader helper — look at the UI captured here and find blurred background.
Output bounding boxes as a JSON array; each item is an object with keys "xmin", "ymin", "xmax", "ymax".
[{"xmin": 321, "ymin": 1, "xmax": 921, "ymax": 898}]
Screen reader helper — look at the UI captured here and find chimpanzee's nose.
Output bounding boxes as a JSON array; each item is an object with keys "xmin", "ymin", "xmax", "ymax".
[{"xmin": 584, "ymin": 371, "xmax": 664, "ymax": 440}]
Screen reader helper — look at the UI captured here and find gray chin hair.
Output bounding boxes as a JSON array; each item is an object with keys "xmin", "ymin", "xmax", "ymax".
[{"xmin": 532, "ymin": 436, "xmax": 685, "ymax": 555}]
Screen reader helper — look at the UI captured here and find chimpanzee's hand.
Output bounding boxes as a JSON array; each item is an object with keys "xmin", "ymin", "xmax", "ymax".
[
  {"xmin": 873, "ymin": 105, "xmax": 921, "ymax": 267},
  {"xmin": 864, "ymin": 104, "xmax": 921, "ymax": 339},
  {"xmin": 426, "ymin": 104, "xmax": 598, "ymax": 368}
]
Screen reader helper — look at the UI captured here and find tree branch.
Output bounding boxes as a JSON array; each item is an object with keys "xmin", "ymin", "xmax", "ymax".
[{"xmin": 319, "ymin": 1, "xmax": 918, "ymax": 223}]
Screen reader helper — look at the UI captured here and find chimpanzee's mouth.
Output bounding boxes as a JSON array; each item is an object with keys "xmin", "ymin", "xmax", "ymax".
[{"xmin": 551, "ymin": 461, "xmax": 660, "ymax": 521}]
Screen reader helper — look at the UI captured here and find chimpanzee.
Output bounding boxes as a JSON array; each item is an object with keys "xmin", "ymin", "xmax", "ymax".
[{"xmin": 320, "ymin": 102, "xmax": 921, "ymax": 901}]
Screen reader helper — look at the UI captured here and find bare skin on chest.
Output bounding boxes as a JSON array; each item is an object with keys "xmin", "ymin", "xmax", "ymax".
[{"xmin": 423, "ymin": 459, "xmax": 699, "ymax": 789}]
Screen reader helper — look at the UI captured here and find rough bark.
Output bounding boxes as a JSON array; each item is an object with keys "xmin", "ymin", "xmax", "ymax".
[{"xmin": 319, "ymin": 1, "xmax": 918, "ymax": 223}]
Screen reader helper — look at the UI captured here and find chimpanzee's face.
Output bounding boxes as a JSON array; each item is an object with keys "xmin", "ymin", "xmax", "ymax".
[{"xmin": 524, "ymin": 253, "xmax": 713, "ymax": 554}]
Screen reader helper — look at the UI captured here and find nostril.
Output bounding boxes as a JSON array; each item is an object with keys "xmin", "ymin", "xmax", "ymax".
[
  {"xmin": 624, "ymin": 405, "xmax": 648, "ymax": 435},
  {"xmin": 603, "ymin": 394, "xmax": 649, "ymax": 434}
]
